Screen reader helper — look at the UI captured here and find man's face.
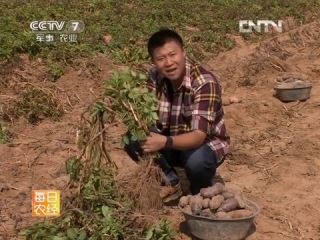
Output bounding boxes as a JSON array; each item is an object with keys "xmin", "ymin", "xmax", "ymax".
[{"xmin": 152, "ymin": 40, "xmax": 185, "ymax": 82}]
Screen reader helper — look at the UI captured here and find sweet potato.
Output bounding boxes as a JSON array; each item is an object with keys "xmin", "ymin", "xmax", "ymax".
[
  {"xmin": 234, "ymin": 191, "xmax": 246, "ymax": 208},
  {"xmin": 200, "ymin": 183, "xmax": 225, "ymax": 198},
  {"xmin": 229, "ymin": 96, "xmax": 242, "ymax": 103},
  {"xmin": 228, "ymin": 209, "xmax": 252, "ymax": 218},
  {"xmin": 200, "ymin": 187, "xmax": 212, "ymax": 198},
  {"xmin": 209, "ymin": 195, "xmax": 225, "ymax": 210},
  {"xmin": 183, "ymin": 205, "xmax": 192, "ymax": 215},
  {"xmin": 195, "ymin": 195, "xmax": 203, "ymax": 204},
  {"xmin": 202, "ymin": 198, "xmax": 210, "ymax": 209},
  {"xmin": 189, "ymin": 196, "xmax": 196, "ymax": 205},
  {"xmin": 221, "ymin": 188, "xmax": 236, "ymax": 199},
  {"xmin": 215, "ymin": 211, "xmax": 232, "ymax": 219},
  {"xmin": 191, "ymin": 202, "xmax": 202, "ymax": 215},
  {"xmin": 186, "ymin": 194, "xmax": 192, "ymax": 201},
  {"xmin": 222, "ymin": 97, "xmax": 231, "ymax": 106},
  {"xmin": 217, "ymin": 198, "xmax": 239, "ymax": 212},
  {"xmin": 222, "ymin": 189, "xmax": 235, "ymax": 199},
  {"xmin": 189, "ymin": 195, "xmax": 203, "ymax": 206},
  {"xmin": 178, "ymin": 196, "xmax": 189, "ymax": 208},
  {"xmin": 200, "ymin": 209, "xmax": 215, "ymax": 219}
]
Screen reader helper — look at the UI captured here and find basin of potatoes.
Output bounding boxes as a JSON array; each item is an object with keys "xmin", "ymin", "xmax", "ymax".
[{"xmin": 178, "ymin": 183, "xmax": 260, "ymax": 240}]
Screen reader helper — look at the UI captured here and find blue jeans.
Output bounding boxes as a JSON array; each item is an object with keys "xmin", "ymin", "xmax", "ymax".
[{"xmin": 124, "ymin": 127, "xmax": 219, "ymax": 194}]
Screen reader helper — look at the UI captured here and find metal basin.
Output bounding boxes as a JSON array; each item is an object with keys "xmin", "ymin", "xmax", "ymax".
[
  {"xmin": 179, "ymin": 198, "xmax": 260, "ymax": 240},
  {"xmin": 274, "ymin": 80, "xmax": 312, "ymax": 102}
]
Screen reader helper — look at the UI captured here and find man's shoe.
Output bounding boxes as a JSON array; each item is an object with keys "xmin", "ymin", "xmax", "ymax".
[{"xmin": 160, "ymin": 182, "xmax": 183, "ymax": 203}]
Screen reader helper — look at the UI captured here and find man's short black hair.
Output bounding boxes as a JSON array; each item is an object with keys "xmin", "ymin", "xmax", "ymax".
[{"xmin": 147, "ymin": 28, "xmax": 184, "ymax": 58}]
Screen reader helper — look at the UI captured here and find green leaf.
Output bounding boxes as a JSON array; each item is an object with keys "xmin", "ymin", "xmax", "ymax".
[
  {"xmin": 52, "ymin": 237, "xmax": 64, "ymax": 240},
  {"xmin": 151, "ymin": 112, "xmax": 159, "ymax": 121},
  {"xmin": 66, "ymin": 156, "xmax": 80, "ymax": 180},
  {"xmin": 145, "ymin": 229, "xmax": 154, "ymax": 240},
  {"xmin": 122, "ymin": 135, "xmax": 130, "ymax": 145},
  {"xmin": 112, "ymin": 71, "xmax": 119, "ymax": 81},
  {"xmin": 101, "ymin": 205, "xmax": 109, "ymax": 218},
  {"xmin": 131, "ymin": 70, "xmax": 137, "ymax": 78},
  {"xmin": 141, "ymin": 87, "xmax": 148, "ymax": 93},
  {"xmin": 131, "ymin": 134, "xmax": 138, "ymax": 141},
  {"xmin": 150, "ymin": 105, "xmax": 158, "ymax": 111},
  {"xmin": 132, "ymin": 87, "xmax": 140, "ymax": 93},
  {"xmin": 139, "ymin": 73, "xmax": 147, "ymax": 80},
  {"xmin": 154, "ymin": 228, "xmax": 163, "ymax": 234},
  {"xmin": 143, "ymin": 108, "xmax": 150, "ymax": 114},
  {"xmin": 123, "ymin": 82, "xmax": 129, "ymax": 89},
  {"xmin": 62, "ymin": 216, "xmax": 71, "ymax": 224},
  {"xmin": 137, "ymin": 130, "xmax": 146, "ymax": 141},
  {"xmin": 78, "ymin": 230, "xmax": 87, "ymax": 240},
  {"xmin": 158, "ymin": 235, "xmax": 165, "ymax": 240},
  {"xmin": 66, "ymin": 228, "xmax": 77, "ymax": 240},
  {"xmin": 143, "ymin": 94, "xmax": 150, "ymax": 102}
]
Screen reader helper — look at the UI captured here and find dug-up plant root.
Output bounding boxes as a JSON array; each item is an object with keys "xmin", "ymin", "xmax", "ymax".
[
  {"xmin": 120, "ymin": 208, "xmax": 160, "ymax": 230},
  {"xmin": 116, "ymin": 156, "xmax": 163, "ymax": 211}
]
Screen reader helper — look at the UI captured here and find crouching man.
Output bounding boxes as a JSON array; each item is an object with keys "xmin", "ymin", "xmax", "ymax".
[{"xmin": 125, "ymin": 28, "xmax": 230, "ymax": 203}]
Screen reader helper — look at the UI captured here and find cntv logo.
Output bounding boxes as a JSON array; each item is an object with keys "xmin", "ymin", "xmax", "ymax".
[{"xmin": 239, "ymin": 20, "xmax": 283, "ymax": 33}]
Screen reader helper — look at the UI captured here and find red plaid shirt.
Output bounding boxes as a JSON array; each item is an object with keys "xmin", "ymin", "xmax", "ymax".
[{"xmin": 146, "ymin": 57, "xmax": 230, "ymax": 163}]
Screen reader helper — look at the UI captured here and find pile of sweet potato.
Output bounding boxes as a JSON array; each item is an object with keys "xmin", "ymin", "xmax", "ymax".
[{"xmin": 179, "ymin": 183, "xmax": 253, "ymax": 219}]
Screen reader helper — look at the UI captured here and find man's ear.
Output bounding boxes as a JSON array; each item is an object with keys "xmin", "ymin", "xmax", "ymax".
[
  {"xmin": 182, "ymin": 47, "xmax": 186, "ymax": 57},
  {"xmin": 150, "ymin": 55, "xmax": 155, "ymax": 64}
]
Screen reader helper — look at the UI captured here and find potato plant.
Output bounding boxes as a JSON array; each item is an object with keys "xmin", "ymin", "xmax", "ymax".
[
  {"xmin": 104, "ymin": 68, "xmax": 163, "ymax": 211},
  {"xmin": 104, "ymin": 67, "xmax": 159, "ymax": 146}
]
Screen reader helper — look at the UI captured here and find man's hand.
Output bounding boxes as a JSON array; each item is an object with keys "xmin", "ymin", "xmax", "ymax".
[{"xmin": 141, "ymin": 132, "xmax": 167, "ymax": 153}]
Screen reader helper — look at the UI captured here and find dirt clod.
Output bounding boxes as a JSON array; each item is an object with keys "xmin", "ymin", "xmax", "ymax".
[{"xmin": 0, "ymin": 183, "xmax": 9, "ymax": 192}]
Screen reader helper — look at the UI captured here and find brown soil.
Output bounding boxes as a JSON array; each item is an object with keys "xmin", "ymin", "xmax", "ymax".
[{"xmin": 1, "ymin": 20, "xmax": 320, "ymax": 239}]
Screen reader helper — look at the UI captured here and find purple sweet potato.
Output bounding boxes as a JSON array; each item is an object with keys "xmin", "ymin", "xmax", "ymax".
[
  {"xmin": 222, "ymin": 189, "xmax": 235, "ymax": 199},
  {"xmin": 217, "ymin": 198, "xmax": 239, "ymax": 212},
  {"xmin": 222, "ymin": 188, "xmax": 245, "ymax": 208},
  {"xmin": 234, "ymin": 191, "xmax": 246, "ymax": 208},
  {"xmin": 200, "ymin": 183, "xmax": 225, "ymax": 198}
]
